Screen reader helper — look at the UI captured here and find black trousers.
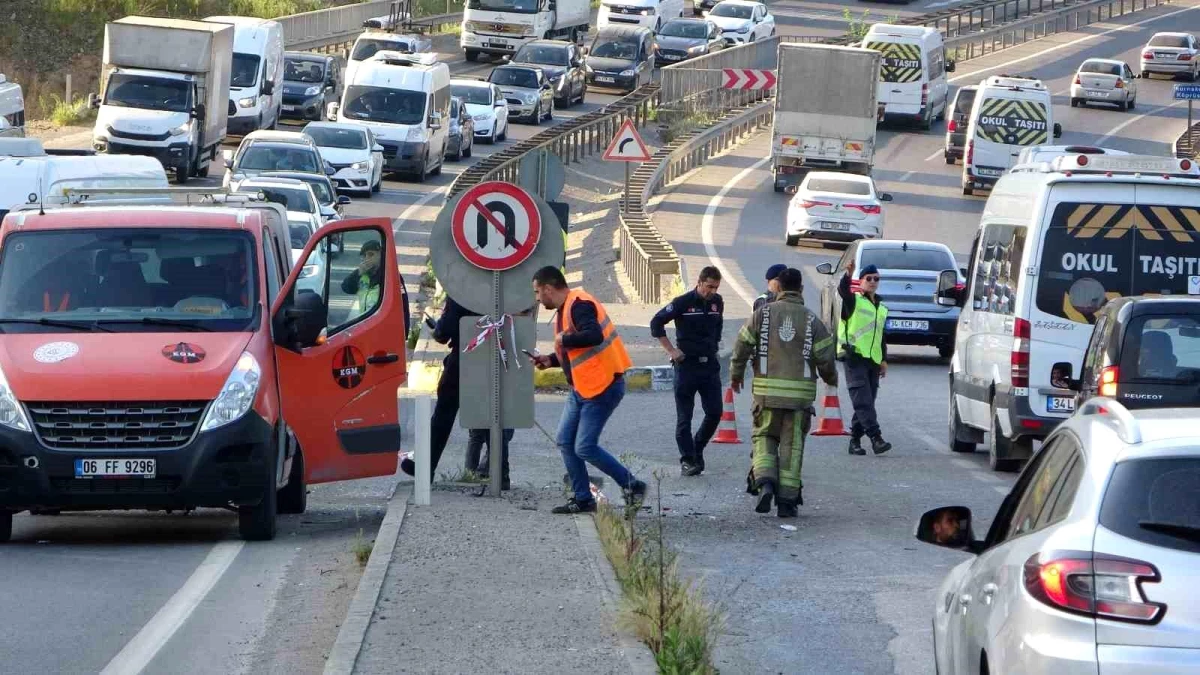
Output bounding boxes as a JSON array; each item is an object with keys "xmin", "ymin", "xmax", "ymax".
[
  {"xmin": 428, "ymin": 355, "xmax": 460, "ymax": 480},
  {"xmin": 845, "ymin": 354, "xmax": 882, "ymax": 439},
  {"xmin": 674, "ymin": 358, "xmax": 723, "ymax": 465}
]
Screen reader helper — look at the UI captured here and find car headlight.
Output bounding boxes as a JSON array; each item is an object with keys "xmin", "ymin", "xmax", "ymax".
[
  {"xmin": 473, "ymin": 113, "xmax": 491, "ymax": 122},
  {"xmin": 621, "ymin": 69, "xmax": 636, "ymax": 77},
  {"xmin": 300, "ymin": 264, "xmax": 320, "ymax": 278},
  {"xmin": 352, "ymin": 161, "xmax": 369, "ymax": 172},
  {"xmin": 736, "ymin": 25, "xmax": 750, "ymax": 33},
  {"xmin": 640, "ymin": 7, "xmax": 655, "ymax": 14},
  {"xmin": 200, "ymin": 352, "xmax": 261, "ymax": 432},
  {"xmin": 169, "ymin": 125, "xmax": 189, "ymax": 137},
  {"xmin": 688, "ymin": 45, "xmax": 705, "ymax": 53},
  {"xmin": 0, "ymin": 365, "xmax": 30, "ymax": 432},
  {"xmin": 304, "ymin": 85, "xmax": 322, "ymax": 96},
  {"xmin": 523, "ymin": 92, "xmax": 538, "ymax": 103},
  {"xmin": 238, "ymin": 96, "xmax": 257, "ymax": 108},
  {"xmin": 406, "ymin": 126, "xmax": 427, "ymax": 142}
]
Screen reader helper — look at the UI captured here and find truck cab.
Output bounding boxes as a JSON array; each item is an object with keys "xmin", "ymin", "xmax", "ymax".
[
  {"xmin": 0, "ymin": 74, "xmax": 25, "ymax": 138},
  {"xmin": 0, "ymin": 190, "xmax": 407, "ymax": 542},
  {"xmin": 461, "ymin": 0, "xmax": 591, "ymax": 62}
]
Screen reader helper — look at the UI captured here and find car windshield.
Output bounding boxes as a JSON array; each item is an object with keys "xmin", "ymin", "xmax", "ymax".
[
  {"xmin": 285, "ymin": 58, "xmax": 326, "ymax": 83},
  {"xmin": 1149, "ymin": 34, "xmax": 1190, "ymax": 48},
  {"xmin": 711, "ymin": 3, "xmax": 753, "ymax": 19},
  {"xmin": 659, "ymin": 21, "xmax": 709, "ymax": 38},
  {"xmin": 590, "ymin": 39, "xmax": 638, "ymax": 60},
  {"xmin": 305, "ymin": 126, "xmax": 368, "ymax": 149},
  {"xmin": 0, "ymin": 229, "xmax": 258, "ymax": 332},
  {"xmin": 860, "ymin": 247, "xmax": 955, "ymax": 271},
  {"xmin": 244, "ymin": 185, "xmax": 315, "ymax": 213},
  {"xmin": 490, "ymin": 68, "xmax": 539, "ymax": 89},
  {"xmin": 288, "ymin": 219, "xmax": 315, "ymax": 249},
  {"xmin": 237, "ymin": 145, "xmax": 321, "ymax": 173},
  {"xmin": 1119, "ymin": 315, "xmax": 1200, "ymax": 382},
  {"xmin": 805, "ymin": 178, "xmax": 871, "ymax": 196},
  {"xmin": 341, "ymin": 85, "xmax": 426, "ymax": 125},
  {"xmin": 515, "ymin": 45, "xmax": 570, "ymax": 66},
  {"xmin": 104, "ymin": 74, "xmax": 191, "ymax": 113},
  {"xmin": 451, "ymin": 84, "xmax": 492, "ymax": 105},
  {"xmin": 466, "ymin": 0, "xmax": 540, "ymax": 14},
  {"xmin": 231, "ymin": 53, "xmax": 261, "ymax": 88},
  {"xmin": 352, "ymin": 38, "xmax": 410, "ymax": 61},
  {"xmin": 1080, "ymin": 61, "xmax": 1122, "ymax": 76},
  {"xmin": 1100, "ymin": 457, "xmax": 1200, "ymax": 554}
]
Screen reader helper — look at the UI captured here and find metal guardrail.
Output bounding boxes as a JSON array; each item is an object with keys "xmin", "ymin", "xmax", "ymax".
[
  {"xmin": 278, "ymin": 0, "xmax": 459, "ymax": 52},
  {"xmin": 1175, "ymin": 123, "xmax": 1200, "ymax": 158}
]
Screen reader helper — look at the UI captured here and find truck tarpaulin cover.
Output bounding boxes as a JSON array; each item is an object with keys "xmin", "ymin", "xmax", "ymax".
[{"xmin": 1037, "ymin": 202, "xmax": 1200, "ymax": 324}]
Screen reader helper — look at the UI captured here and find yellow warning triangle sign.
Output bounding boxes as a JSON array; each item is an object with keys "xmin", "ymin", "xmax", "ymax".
[{"xmin": 603, "ymin": 119, "xmax": 652, "ymax": 162}]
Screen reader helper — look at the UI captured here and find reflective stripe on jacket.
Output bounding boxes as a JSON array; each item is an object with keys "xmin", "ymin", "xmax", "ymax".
[{"xmin": 561, "ymin": 289, "xmax": 632, "ymax": 398}]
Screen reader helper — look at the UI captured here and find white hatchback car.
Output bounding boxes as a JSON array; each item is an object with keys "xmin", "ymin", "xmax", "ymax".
[
  {"xmin": 1070, "ymin": 58, "xmax": 1138, "ymax": 109},
  {"xmin": 450, "ymin": 79, "xmax": 509, "ymax": 144},
  {"xmin": 705, "ymin": 0, "xmax": 775, "ymax": 45},
  {"xmin": 784, "ymin": 172, "xmax": 891, "ymax": 245},
  {"xmin": 301, "ymin": 121, "xmax": 383, "ymax": 196},
  {"xmin": 1141, "ymin": 32, "xmax": 1199, "ymax": 80},
  {"xmin": 917, "ymin": 398, "xmax": 1200, "ymax": 675}
]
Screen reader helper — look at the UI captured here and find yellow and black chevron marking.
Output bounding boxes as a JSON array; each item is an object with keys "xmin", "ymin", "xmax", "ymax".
[
  {"xmin": 865, "ymin": 41, "xmax": 922, "ymax": 84},
  {"xmin": 974, "ymin": 97, "xmax": 1049, "ymax": 146},
  {"xmin": 1061, "ymin": 203, "xmax": 1200, "ymax": 243}
]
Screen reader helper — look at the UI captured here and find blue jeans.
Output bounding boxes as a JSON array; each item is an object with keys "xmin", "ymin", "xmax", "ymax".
[{"xmin": 557, "ymin": 377, "xmax": 634, "ymax": 503}]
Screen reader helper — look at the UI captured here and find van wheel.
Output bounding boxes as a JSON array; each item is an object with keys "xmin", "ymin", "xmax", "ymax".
[
  {"xmin": 277, "ymin": 447, "xmax": 307, "ymax": 515},
  {"xmin": 785, "ymin": 234, "xmax": 799, "ymax": 246},
  {"xmin": 948, "ymin": 392, "xmax": 976, "ymax": 453},
  {"xmin": 238, "ymin": 459, "xmax": 278, "ymax": 541},
  {"xmin": 465, "ymin": 49, "xmax": 479, "ymax": 62},
  {"xmin": 988, "ymin": 402, "xmax": 1027, "ymax": 473},
  {"xmin": 944, "ymin": 153, "xmax": 955, "ymax": 165},
  {"xmin": 962, "ymin": 185, "xmax": 973, "ymax": 196},
  {"xmin": 174, "ymin": 164, "xmax": 190, "ymax": 184},
  {"xmin": 0, "ymin": 510, "xmax": 11, "ymax": 543},
  {"xmin": 1070, "ymin": 98, "xmax": 1079, "ymax": 107},
  {"xmin": 196, "ymin": 158, "xmax": 211, "ymax": 178}
]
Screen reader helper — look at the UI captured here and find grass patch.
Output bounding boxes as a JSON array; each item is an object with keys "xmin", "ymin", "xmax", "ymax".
[
  {"xmin": 594, "ymin": 471, "xmax": 723, "ymax": 673},
  {"xmin": 438, "ymin": 467, "xmax": 486, "ymax": 483},
  {"xmin": 43, "ymin": 94, "xmax": 96, "ymax": 128},
  {"xmin": 843, "ymin": 8, "xmax": 900, "ymax": 41},
  {"xmin": 351, "ymin": 528, "xmax": 373, "ymax": 567},
  {"xmin": 660, "ymin": 111, "xmax": 717, "ymax": 144},
  {"xmin": 414, "ymin": 0, "xmax": 465, "ymax": 18},
  {"xmin": 407, "ymin": 322, "xmax": 422, "ymax": 350}
]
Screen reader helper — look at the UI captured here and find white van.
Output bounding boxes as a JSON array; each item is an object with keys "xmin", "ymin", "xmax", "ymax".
[
  {"xmin": 0, "ymin": 74, "xmax": 25, "ymax": 138},
  {"xmin": 330, "ymin": 53, "xmax": 450, "ymax": 182},
  {"xmin": 962, "ymin": 75, "xmax": 1062, "ymax": 195},
  {"xmin": 862, "ymin": 24, "xmax": 953, "ymax": 129},
  {"xmin": 0, "ymin": 154, "xmax": 169, "ymax": 220},
  {"xmin": 204, "ymin": 16, "xmax": 284, "ymax": 136},
  {"xmin": 598, "ymin": 0, "xmax": 685, "ymax": 32},
  {"xmin": 935, "ymin": 154, "xmax": 1200, "ymax": 472}
]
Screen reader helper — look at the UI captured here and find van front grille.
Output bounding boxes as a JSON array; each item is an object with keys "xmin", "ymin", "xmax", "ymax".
[{"xmin": 26, "ymin": 401, "xmax": 208, "ymax": 450}]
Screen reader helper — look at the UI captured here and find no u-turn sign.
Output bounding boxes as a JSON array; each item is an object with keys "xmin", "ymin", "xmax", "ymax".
[{"xmin": 451, "ymin": 182, "xmax": 542, "ymax": 271}]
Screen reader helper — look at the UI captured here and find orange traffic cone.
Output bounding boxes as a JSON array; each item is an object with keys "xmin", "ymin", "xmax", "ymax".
[
  {"xmin": 811, "ymin": 382, "xmax": 850, "ymax": 436},
  {"xmin": 712, "ymin": 387, "xmax": 743, "ymax": 444}
]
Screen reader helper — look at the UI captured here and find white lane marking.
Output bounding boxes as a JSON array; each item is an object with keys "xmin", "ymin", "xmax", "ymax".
[
  {"xmin": 393, "ymin": 186, "xmax": 447, "ymax": 230},
  {"xmin": 899, "ymin": 170, "xmax": 915, "ymax": 181},
  {"xmin": 924, "ymin": 148, "xmax": 946, "ymax": 162},
  {"xmin": 701, "ymin": 156, "xmax": 773, "ymax": 308},
  {"xmin": 949, "ymin": 3, "xmax": 1200, "ymax": 83},
  {"xmin": 100, "ymin": 541, "xmax": 244, "ymax": 675},
  {"xmin": 909, "ymin": 428, "xmax": 951, "ymax": 453},
  {"xmin": 1096, "ymin": 99, "xmax": 1185, "ymax": 144},
  {"xmin": 994, "ymin": 485, "xmax": 1009, "ymax": 495},
  {"xmin": 924, "ymin": 0, "xmax": 967, "ymax": 8}
]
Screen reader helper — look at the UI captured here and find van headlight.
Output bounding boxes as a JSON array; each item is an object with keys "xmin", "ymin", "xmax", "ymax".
[
  {"xmin": 406, "ymin": 126, "xmax": 427, "ymax": 143},
  {"xmin": 169, "ymin": 125, "xmax": 189, "ymax": 137},
  {"xmin": 0, "ymin": 366, "xmax": 30, "ymax": 432},
  {"xmin": 304, "ymin": 85, "xmax": 322, "ymax": 96},
  {"xmin": 352, "ymin": 161, "xmax": 369, "ymax": 172},
  {"xmin": 300, "ymin": 264, "xmax": 320, "ymax": 278},
  {"xmin": 238, "ymin": 97, "xmax": 257, "ymax": 108},
  {"xmin": 200, "ymin": 352, "xmax": 261, "ymax": 431}
]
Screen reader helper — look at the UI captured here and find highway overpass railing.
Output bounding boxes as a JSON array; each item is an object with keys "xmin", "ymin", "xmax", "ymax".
[
  {"xmin": 278, "ymin": 0, "xmax": 459, "ymax": 52},
  {"xmin": 1175, "ymin": 123, "xmax": 1200, "ymax": 158}
]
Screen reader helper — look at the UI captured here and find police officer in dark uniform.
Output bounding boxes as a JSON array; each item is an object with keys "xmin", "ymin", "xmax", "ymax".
[{"xmin": 650, "ymin": 266, "xmax": 725, "ymax": 476}]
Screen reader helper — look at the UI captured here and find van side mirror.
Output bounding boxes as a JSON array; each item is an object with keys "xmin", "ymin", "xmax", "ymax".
[
  {"xmin": 429, "ymin": 111, "xmax": 443, "ymax": 129},
  {"xmin": 337, "ymin": 195, "xmax": 351, "ymax": 206},
  {"xmin": 1053, "ymin": 122, "xmax": 1063, "ymax": 138},
  {"xmin": 915, "ymin": 506, "xmax": 978, "ymax": 552},
  {"xmin": 879, "ymin": 193, "xmax": 893, "ymax": 202},
  {"xmin": 88, "ymin": 93, "xmax": 100, "ymax": 109},
  {"xmin": 959, "ymin": 266, "xmax": 968, "ymax": 278},
  {"xmin": 373, "ymin": 143, "xmax": 385, "ymax": 152},
  {"xmin": 325, "ymin": 162, "xmax": 336, "ymax": 176},
  {"xmin": 1052, "ymin": 362, "xmax": 1079, "ymax": 391},
  {"xmin": 276, "ymin": 290, "xmax": 328, "ymax": 350},
  {"xmin": 935, "ymin": 269, "xmax": 962, "ymax": 307},
  {"xmin": 784, "ymin": 185, "xmax": 799, "ymax": 195},
  {"xmin": 945, "ymin": 60, "xmax": 956, "ymax": 73},
  {"xmin": 326, "ymin": 102, "xmax": 340, "ymax": 121},
  {"xmin": 193, "ymin": 103, "xmax": 206, "ymax": 121},
  {"xmin": 262, "ymin": 80, "xmax": 275, "ymax": 96},
  {"xmin": 815, "ymin": 262, "xmax": 834, "ymax": 275}
]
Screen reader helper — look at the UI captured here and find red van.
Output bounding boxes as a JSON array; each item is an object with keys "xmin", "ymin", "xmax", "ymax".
[{"xmin": 0, "ymin": 197, "xmax": 406, "ymax": 541}]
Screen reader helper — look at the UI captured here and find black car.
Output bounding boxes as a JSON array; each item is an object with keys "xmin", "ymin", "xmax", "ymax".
[
  {"xmin": 585, "ymin": 26, "xmax": 656, "ymax": 93},
  {"xmin": 511, "ymin": 39, "xmax": 588, "ymax": 108},
  {"xmin": 1059, "ymin": 296, "xmax": 1200, "ymax": 411},
  {"xmin": 694, "ymin": 0, "xmax": 720, "ymax": 14},
  {"xmin": 943, "ymin": 85, "xmax": 977, "ymax": 165},
  {"xmin": 655, "ymin": 18, "xmax": 725, "ymax": 65},
  {"xmin": 281, "ymin": 52, "xmax": 340, "ymax": 122}
]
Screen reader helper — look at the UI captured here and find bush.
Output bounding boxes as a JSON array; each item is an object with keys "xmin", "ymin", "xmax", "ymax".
[{"xmin": 45, "ymin": 95, "xmax": 96, "ymax": 127}]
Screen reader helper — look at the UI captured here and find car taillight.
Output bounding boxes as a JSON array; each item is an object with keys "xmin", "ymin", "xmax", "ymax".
[
  {"xmin": 921, "ymin": 83, "xmax": 929, "ymax": 106},
  {"xmin": 1024, "ymin": 552, "xmax": 1165, "ymax": 624},
  {"xmin": 1099, "ymin": 365, "xmax": 1119, "ymax": 397},
  {"xmin": 1115, "ymin": 79, "xmax": 1124, "ymax": 88},
  {"xmin": 954, "ymin": 282, "xmax": 965, "ymax": 292},
  {"xmin": 1143, "ymin": 51, "xmax": 1154, "ymax": 59},
  {"xmin": 847, "ymin": 203, "xmax": 881, "ymax": 215},
  {"xmin": 948, "ymin": 119, "xmax": 958, "ymax": 132},
  {"xmin": 1074, "ymin": 75, "xmax": 1082, "ymax": 85},
  {"xmin": 1011, "ymin": 318, "xmax": 1030, "ymax": 388},
  {"xmin": 800, "ymin": 200, "xmax": 831, "ymax": 209},
  {"xmin": 1180, "ymin": 53, "xmax": 1193, "ymax": 61},
  {"xmin": 966, "ymin": 140, "xmax": 974, "ymax": 165}
]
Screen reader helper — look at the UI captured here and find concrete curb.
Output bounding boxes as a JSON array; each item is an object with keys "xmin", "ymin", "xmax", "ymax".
[
  {"xmin": 574, "ymin": 514, "xmax": 659, "ymax": 674},
  {"xmin": 323, "ymin": 483, "xmax": 412, "ymax": 675}
]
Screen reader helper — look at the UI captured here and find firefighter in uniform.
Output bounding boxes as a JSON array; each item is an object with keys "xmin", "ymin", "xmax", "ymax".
[
  {"xmin": 650, "ymin": 266, "xmax": 725, "ymax": 476},
  {"xmin": 839, "ymin": 262, "xmax": 892, "ymax": 456},
  {"xmin": 730, "ymin": 268, "xmax": 837, "ymax": 517},
  {"xmin": 753, "ymin": 263, "xmax": 787, "ymax": 312}
]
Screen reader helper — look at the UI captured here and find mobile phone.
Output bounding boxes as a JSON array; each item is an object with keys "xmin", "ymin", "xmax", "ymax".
[
  {"xmin": 424, "ymin": 315, "xmax": 436, "ymax": 330},
  {"xmin": 522, "ymin": 349, "xmax": 539, "ymax": 358}
]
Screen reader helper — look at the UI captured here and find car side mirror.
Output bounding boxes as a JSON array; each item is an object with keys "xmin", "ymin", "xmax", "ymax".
[
  {"xmin": 959, "ymin": 266, "xmax": 968, "ymax": 278},
  {"xmin": 326, "ymin": 102, "xmax": 340, "ymax": 121},
  {"xmin": 193, "ymin": 103, "xmax": 206, "ymax": 121},
  {"xmin": 1052, "ymin": 362, "xmax": 1080, "ymax": 391},
  {"xmin": 935, "ymin": 269, "xmax": 961, "ymax": 307},
  {"xmin": 494, "ymin": 99, "xmax": 505, "ymax": 106},
  {"xmin": 945, "ymin": 60, "xmax": 956, "ymax": 73},
  {"xmin": 373, "ymin": 143, "xmax": 384, "ymax": 152},
  {"xmin": 815, "ymin": 262, "xmax": 834, "ymax": 275},
  {"xmin": 879, "ymin": 193, "xmax": 893, "ymax": 202},
  {"xmin": 337, "ymin": 195, "xmax": 351, "ymax": 205},
  {"xmin": 325, "ymin": 162, "xmax": 336, "ymax": 176},
  {"xmin": 915, "ymin": 506, "xmax": 979, "ymax": 553},
  {"xmin": 429, "ymin": 111, "xmax": 443, "ymax": 129},
  {"xmin": 262, "ymin": 80, "xmax": 275, "ymax": 96},
  {"xmin": 1053, "ymin": 122, "xmax": 1063, "ymax": 139},
  {"xmin": 224, "ymin": 157, "xmax": 233, "ymax": 169},
  {"xmin": 88, "ymin": 93, "xmax": 100, "ymax": 109},
  {"xmin": 784, "ymin": 185, "xmax": 799, "ymax": 195}
]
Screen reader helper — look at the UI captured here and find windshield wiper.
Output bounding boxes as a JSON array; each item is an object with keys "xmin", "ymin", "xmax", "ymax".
[
  {"xmin": 1138, "ymin": 520, "xmax": 1200, "ymax": 542},
  {"xmin": 0, "ymin": 318, "xmax": 114, "ymax": 332},
  {"xmin": 96, "ymin": 317, "xmax": 216, "ymax": 332}
]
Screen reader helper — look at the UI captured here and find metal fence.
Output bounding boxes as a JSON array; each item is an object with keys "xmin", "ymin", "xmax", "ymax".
[
  {"xmin": 278, "ymin": 0, "xmax": 459, "ymax": 52},
  {"xmin": 1176, "ymin": 123, "xmax": 1200, "ymax": 158}
]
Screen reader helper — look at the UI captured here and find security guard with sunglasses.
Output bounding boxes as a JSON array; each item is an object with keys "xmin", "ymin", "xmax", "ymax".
[{"xmin": 839, "ymin": 261, "xmax": 892, "ymax": 456}]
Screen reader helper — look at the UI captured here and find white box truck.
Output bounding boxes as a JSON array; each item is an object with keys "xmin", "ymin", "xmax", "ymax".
[
  {"xmin": 460, "ymin": 0, "xmax": 591, "ymax": 62},
  {"xmin": 771, "ymin": 43, "xmax": 882, "ymax": 192},
  {"xmin": 89, "ymin": 16, "xmax": 233, "ymax": 183},
  {"xmin": 0, "ymin": 75, "xmax": 25, "ymax": 138}
]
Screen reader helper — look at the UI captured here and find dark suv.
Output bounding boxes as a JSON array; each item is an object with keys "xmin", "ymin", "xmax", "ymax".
[
  {"xmin": 281, "ymin": 52, "xmax": 339, "ymax": 122},
  {"xmin": 943, "ymin": 85, "xmax": 977, "ymax": 165},
  {"xmin": 1061, "ymin": 296, "xmax": 1200, "ymax": 409}
]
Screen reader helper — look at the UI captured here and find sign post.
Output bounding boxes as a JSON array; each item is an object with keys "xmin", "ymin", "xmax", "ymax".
[
  {"xmin": 1175, "ymin": 84, "xmax": 1200, "ymax": 152},
  {"xmin": 429, "ymin": 181, "xmax": 565, "ymax": 497},
  {"xmin": 603, "ymin": 118, "xmax": 652, "ymax": 215}
]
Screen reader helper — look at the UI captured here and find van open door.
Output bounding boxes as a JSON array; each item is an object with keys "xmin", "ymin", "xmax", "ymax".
[{"xmin": 272, "ymin": 217, "xmax": 406, "ymax": 484}]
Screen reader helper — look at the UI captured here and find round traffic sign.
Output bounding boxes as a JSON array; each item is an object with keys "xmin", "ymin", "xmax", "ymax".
[{"xmin": 451, "ymin": 182, "xmax": 542, "ymax": 271}]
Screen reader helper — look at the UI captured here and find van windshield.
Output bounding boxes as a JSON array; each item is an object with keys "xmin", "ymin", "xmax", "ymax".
[
  {"xmin": 231, "ymin": 53, "xmax": 262, "ymax": 88},
  {"xmin": 0, "ymin": 229, "xmax": 259, "ymax": 332},
  {"xmin": 1036, "ymin": 202, "xmax": 1200, "ymax": 324},
  {"xmin": 866, "ymin": 41, "xmax": 924, "ymax": 84},
  {"xmin": 466, "ymin": 0, "xmax": 540, "ymax": 14},
  {"xmin": 954, "ymin": 89, "xmax": 977, "ymax": 114},
  {"xmin": 352, "ymin": 39, "xmax": 411, "ymax": 61},
  {"xmin": 104, "ymin": 74, "xmax": 191, "ymax": 113},
  {"xmin": 341, "ymin": 85, "xmax": 426, "ymax": 125},
  {"xmin": 974, "ymin": 97, "xmax": 1049, "ymax": 146},
  {"xmin": 1119, "ymin": 315, "xmax": 1200, "ymax": 383}
]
